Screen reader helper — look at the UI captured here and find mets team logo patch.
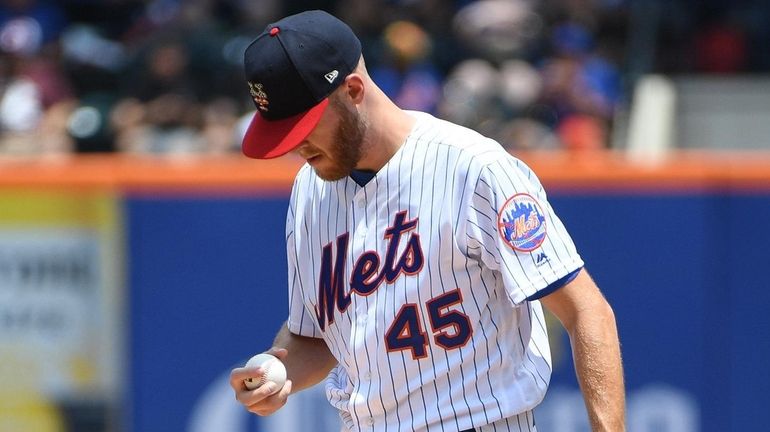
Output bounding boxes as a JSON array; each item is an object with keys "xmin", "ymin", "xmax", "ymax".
[
  {"xmin": 248, "ymin": 82, "xmax": 270, "ymax": 112},
  {"xmin": 497, "ymin": 193, "xmax": 547, "ymax": 252}
]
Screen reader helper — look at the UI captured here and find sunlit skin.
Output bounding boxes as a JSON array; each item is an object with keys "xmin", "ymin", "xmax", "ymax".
[
  {"xmin": 290, "ymin": 58, "xmax": 416, "ymax": 181},
  {"xmin": 292, "ymin": 95, "xmax": 365, "ymax": 181}
]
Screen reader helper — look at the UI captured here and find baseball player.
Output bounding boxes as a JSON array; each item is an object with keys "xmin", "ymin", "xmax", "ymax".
[{"xmin": 230, "ymin": 10, "xmax": 625, "ymax": 432}]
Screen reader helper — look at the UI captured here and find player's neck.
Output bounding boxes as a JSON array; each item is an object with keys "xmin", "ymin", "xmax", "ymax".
[{"xmin": 356, "ymin": 93, "xmax": 415, "ymax": 173}]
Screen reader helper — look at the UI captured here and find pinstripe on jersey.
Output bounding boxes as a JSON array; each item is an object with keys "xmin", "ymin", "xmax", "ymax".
[{"xmin": 285, "ymin": 112, "xmax": 584, "ymax": 432}]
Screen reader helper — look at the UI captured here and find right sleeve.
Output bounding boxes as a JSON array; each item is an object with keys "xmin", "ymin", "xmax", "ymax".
[{"xmin": 286, "ymin": 174, "xmax": 324, "ymax": 338}]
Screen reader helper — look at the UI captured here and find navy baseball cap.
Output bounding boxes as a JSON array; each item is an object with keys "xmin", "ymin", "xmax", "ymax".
[{"xmin": 241, "ymin": 10, "xmax": 362, "ymax": 159}]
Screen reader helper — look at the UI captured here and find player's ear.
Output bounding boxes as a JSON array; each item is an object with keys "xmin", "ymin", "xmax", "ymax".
[{"xmin": 342, "ymin": 73, "xmax": 365, "ymax": 105}]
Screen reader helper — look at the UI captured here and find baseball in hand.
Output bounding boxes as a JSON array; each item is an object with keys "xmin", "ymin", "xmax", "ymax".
[{"xmin": 243, "ymin": 353, "xmax": 287, "ymax": 393}]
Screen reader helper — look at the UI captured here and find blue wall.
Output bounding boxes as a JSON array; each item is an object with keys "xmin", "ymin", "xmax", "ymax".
[
  {"xmin": 127, "ymin": 196, "xmax": 290, "ymax": 432},
  {"xmin": 126, "ymin": 191, "xmax": 770, "ymax": 432}
]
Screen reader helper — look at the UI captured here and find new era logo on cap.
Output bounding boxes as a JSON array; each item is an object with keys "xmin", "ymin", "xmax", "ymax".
[
  {"xmin": 241, "ymin": 10, "xmax": 362, "ymax": 159},
  {"xmin": 324, "ymin": 70, "xmax": 339, "ymax": 83}
]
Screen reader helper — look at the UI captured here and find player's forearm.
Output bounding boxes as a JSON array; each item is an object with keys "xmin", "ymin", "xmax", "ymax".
[
  {"xmin": 272, "ymin": 323, "xmax": 338, "ymax": 393},
  {"xmin": 568, "ymin": 301, "xmax": 625, "ymax": 431}
]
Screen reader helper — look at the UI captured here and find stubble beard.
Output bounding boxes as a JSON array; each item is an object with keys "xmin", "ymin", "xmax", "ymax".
[{"xmin": 314, "ymin": 99, "xmax": 367, "ymax": 181}]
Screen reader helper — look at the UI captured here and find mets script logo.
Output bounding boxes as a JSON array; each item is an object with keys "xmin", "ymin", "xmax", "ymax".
[
  {"xmin": 315, "ymin": 211, "xmax": 424, "ymax": 331},
  {"xmin": 247, "ymin": 82, "xmax": 270, "ymax": 112},
  {"xmin": 497, "ymin": 193, "xmax": 547, "ymax": 252}
]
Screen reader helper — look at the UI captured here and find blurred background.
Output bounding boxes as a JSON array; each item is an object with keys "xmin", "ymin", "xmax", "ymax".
[{"xmin": 0, "ymin": 0, "xmax": 769, "ymax": 431}]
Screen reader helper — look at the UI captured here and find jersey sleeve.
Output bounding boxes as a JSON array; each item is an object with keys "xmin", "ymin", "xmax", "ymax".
[
  {"xmin": 460, "ymin": 157, "xmax": 584, "ymax": 304},
  {"xmin": 286, "ymin": 177, "xmax": 323, "ymax": 338}
]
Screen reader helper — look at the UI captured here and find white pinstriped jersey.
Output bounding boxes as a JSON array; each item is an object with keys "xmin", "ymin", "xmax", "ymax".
[{"xmin": 285, "ymin": 112, "xmax": 584, "ymax": 432}]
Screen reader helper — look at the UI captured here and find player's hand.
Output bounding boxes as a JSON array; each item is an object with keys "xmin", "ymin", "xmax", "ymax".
[{"xmin": 230, "ymin": 347, "xmax": 292, "ymax": 416}]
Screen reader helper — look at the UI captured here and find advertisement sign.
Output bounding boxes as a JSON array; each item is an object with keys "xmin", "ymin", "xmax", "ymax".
[
  {"xmin": 127, "ymin": 192, "xmax": 770, "ymax": 432},
  {"xmin": 0, "ymin": 191, "xmax": 123, "ymax": 432}
]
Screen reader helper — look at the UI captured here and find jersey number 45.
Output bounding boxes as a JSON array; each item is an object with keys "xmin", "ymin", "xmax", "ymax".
[{"xmin": 385, "ymin": 288, "xmax": 472, "ymax": 359}]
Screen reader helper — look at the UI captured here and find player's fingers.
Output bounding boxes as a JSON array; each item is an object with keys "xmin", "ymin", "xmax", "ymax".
[
  {"xmin": 247, "ymin": 380, "xmax": 292, "ymax": 415},
  {"xmin": 247, "ymin": 396, "xmax": 280, "ymax": 416},
  {"xmin": 277, "ymin": 379, "xmax": 293, "ymax": 398},
  {"xmin": 229, "ymin": 366, "xmax": 264, "ymax": 391},
  {"xmin": 249, "ymin": 405, "xmax": 276, "ymax": 416},
  {"xmin": 237, "ymin": 380, "xmax": 281, "ymax": 406}
]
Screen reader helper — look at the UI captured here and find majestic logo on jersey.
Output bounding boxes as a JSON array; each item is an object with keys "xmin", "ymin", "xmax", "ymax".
[
  {"xmin": 316, "ymin": 211, "xmax": 424, "ymax": 331},
  {"xmin": 247, "ymin": 82, "xmax": 270, "ymax": 112},
  {"xmin": 497, "ymin": 193, "xmax": 547, "ymax": 252}
]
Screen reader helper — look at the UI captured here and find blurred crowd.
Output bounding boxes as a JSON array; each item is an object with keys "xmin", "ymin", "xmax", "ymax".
[{"xmin": 0, "ymin": 0, "xmax": 764, "ymax": 157}]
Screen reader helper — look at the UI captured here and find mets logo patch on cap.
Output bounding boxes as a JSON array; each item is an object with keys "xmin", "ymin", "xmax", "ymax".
[
  {"xmin": 497, "ymin": 193, "xmax": 547, "ymax": 252},
  {"xmin": 248, "ymin": 82, "xmax": 270, "ymax": 112}
]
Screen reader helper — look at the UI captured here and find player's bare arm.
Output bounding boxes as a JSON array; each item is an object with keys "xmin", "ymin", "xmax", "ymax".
[
  {"xmin": 540, "ymin": 269, "xmax": 626, "ymax": 432},
  {"xmin": 230, "ymin": 322, "xmax": 337, "ymax": 416},
  {"xmin": 269, "ymin": 321, "xmax": 338, "ymax": 393}
]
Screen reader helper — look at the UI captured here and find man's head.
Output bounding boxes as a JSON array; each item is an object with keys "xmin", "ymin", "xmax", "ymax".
[
  {"xmin": 291, "ymin": 87, "xmax": 368, "ymax": 180},
  {"xmin": 241, "ymin": 10, "xmax": 363, "ymax": 161}
]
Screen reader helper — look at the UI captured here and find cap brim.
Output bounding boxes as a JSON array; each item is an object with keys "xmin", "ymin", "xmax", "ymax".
[{"xmin": 242, "ymin": 98, "xmax": 330, "ymax": 159}]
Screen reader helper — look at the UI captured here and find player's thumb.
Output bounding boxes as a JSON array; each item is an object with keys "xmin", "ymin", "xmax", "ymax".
[{"xmin": 266, "ymin": 347, "xmax": 288, "ymax": 359}]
